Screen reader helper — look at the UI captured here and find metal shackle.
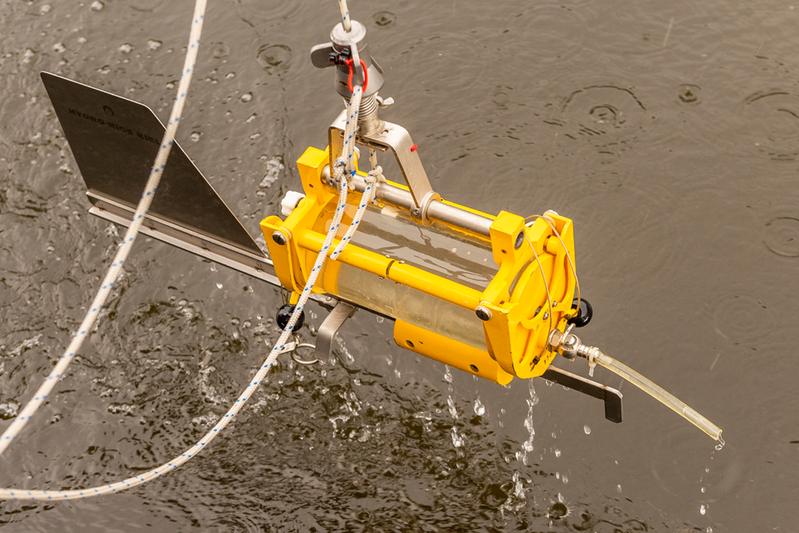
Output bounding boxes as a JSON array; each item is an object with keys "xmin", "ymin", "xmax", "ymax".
[{"xmin": 310, "ymin": 19, "xmax": 385, "ymax": 99}]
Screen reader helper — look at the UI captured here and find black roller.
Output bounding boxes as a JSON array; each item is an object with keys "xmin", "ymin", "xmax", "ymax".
[
  {"xmin": 567, "ymin": 297, "xmax": 593, "ymax": 328},
  {"xmin": 276, "ymin": 304, "xmax": 304, "ymax": 332}
]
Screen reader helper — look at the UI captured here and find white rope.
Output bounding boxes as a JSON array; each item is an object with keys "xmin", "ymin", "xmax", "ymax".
[
  {"xmin": 340, "ymin": 84, "xmax": 363, "ymax": 176},
  {"xmin": 330, "ymin": 84, "xmax": 374, "ymax": 261},
  {"xmin": 0, "ymin": 62, "xmax": 367, "ymax": 503},
  {"xmin": 337, "ymin": 0, "xmax": 352, "ymax": 31},
  {"xmin": 0, "ymin": 0, "xmax": 208, "ymax": 458},
  {"xmin": 330, "ymin": 166, "xmax": 379, "ymax": 260}
]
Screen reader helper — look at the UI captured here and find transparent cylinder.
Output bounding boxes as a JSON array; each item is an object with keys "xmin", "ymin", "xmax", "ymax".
[{"xmin": 333, "ymin": 204, "xmax": 496, "ymax": 348}]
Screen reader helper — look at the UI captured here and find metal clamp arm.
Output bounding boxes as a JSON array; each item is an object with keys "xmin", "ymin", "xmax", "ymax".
[{"xmin": 542, "ymin": 365, "xmax": 624, "ymax": 423}]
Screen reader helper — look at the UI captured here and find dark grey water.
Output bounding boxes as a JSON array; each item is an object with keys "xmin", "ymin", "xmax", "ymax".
[{"xmin": 1, "ymin": 0, "xmax": 798, "ymax": 531}]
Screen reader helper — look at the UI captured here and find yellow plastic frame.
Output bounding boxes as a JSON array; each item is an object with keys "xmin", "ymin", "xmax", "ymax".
[{"xmin": 260, "ymin": 146, "xmax": 577, "ymax": 384}]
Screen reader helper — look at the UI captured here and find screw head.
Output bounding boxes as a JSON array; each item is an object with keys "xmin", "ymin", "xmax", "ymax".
[
  {"xmin": 272, "ymin": 231, "xmax": 288, "ymax": 245},
  {"xmin": 475, "ymin": 306, "xmax": 492, "ymax": 321}
]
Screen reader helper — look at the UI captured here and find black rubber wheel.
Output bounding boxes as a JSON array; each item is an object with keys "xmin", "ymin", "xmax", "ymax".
[
  {"xmin": 276, "ymin": 304, "xmax": 305, "ymax": 332},
  {"xmin": 567, "ymin": 297, "xmax": 593, "ymax": 328}
]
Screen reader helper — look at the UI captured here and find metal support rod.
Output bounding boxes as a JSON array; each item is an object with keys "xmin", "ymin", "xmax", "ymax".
[{"xmin": 322, "ymin": 166, "xmax": 494, "ymax": 236}]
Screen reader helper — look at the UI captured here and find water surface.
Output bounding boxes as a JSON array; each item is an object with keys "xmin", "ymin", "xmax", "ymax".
[{"xmin": 1, "ymin": 1, "xmax": 797, "ymax": 531}]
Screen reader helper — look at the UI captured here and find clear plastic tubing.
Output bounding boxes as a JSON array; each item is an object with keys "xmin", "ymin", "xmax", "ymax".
[{"xmin": 594, "ymin": 351, "xmax": 723, "ymax": 441}]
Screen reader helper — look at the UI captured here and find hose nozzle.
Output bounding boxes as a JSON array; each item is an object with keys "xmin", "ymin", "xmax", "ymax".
[{"xmin": 549, "ymin": 328, "xmax": 724, "ymax": 442}]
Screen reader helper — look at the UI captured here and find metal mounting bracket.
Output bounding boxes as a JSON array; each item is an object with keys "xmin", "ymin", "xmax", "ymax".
[
  {"xmin": 329, "ymin": 111, "xmax": 438, "ymax": 213},
  {"xmin": 542, "ymin": 365, "xmax": 624, "ymax": 423},
  {"xmin": 316, "ymin": 301, "xmax": 357, "ymax": 358}
]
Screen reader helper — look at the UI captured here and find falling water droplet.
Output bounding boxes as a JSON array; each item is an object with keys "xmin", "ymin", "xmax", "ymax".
[
  {"xmin": 450, "ymin": 426, "xmax": 464, "ymax": 448},
  {"xmin": 554, "ymin": 448, "xmax": 562, "ymax": 458},
  {"xmin": 699, "ymin": 504, "xmax": 707, "ymax": 516},
  {"xmin": 446, "ymin": 396, "xmax": 458, "ymax": 419},
  {"xmin": 443, "ymin": 366, "xmax": 453, "ymax": 384},
  {"xmin": 714, "ymin": 436, "xmax": 726, "ymax": 451},
  {"xmin": 583, "ymin": 424, "xmax": 592, "ymax": 435},
  {"xmin": 215, "ymin": 283, "xmax": 223, "ymax": 290},
  {"xmin": 473, "ymin": 398, "xmax": 485, "ymax": 416}
]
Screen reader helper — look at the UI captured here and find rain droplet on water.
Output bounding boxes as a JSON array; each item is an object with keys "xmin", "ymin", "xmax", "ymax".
[
  {"xmin": 147, "ymin": 39, "xmax": 163, "ymax": 51},
  {"xmin": 258, "ymin": 157, "xmax": 284, "ymax": 188},
  {"xmin": 0, "ymin": 401, "xmax": 20, "ymax": 420},
  {"xmin": 22, "ymin": 48, "xmax": 36, "ymax": 64},
  {"xmin": 190, "ymin": 131, "xmax": 201, "ymax": 142},
  {"xmin": 90, "ymin": 0, "xmax": 105, "ymax": 11},
  {"xmin": 583, "ymin": 424, "xmax": 592, "ymax": 435},
  {"xmin": 240, "ymin": 92, "xmax": 253, "ymax": 103},
  {"xmin": 118, "ymin": 43, "xmax": 133, "ymax": 54}
]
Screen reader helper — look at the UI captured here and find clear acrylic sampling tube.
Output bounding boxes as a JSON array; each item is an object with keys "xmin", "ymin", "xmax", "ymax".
[{"xmin": 593, "ymin": 352, "xmax": 723, "ymax": 441}]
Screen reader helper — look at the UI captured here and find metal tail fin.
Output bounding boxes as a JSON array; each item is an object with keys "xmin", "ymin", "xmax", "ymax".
[{"xmin": 41, "ymin": 71, "xmax": 278, "ymax": 284}]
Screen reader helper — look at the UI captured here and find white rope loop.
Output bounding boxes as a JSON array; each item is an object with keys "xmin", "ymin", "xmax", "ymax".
[
  {"xmin": 330, "ymin": 165, "xmax": 380, "ymax": 260},
  {"xmin": 0, "ymin": 0, "xmax": 208, "ymax": 459},
  {"xmin": 0, "ymin": 46, "xmax": 367, "ymax": 502}
]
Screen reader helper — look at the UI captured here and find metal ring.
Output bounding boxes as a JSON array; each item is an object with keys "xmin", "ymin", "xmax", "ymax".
[
  {"xmin": 418, "ymin": 191, "xmax": 441, "ymax": 222},
  {"xmin": 291, "ymin": 342, "xmax": 319, "ymax": 366}
]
